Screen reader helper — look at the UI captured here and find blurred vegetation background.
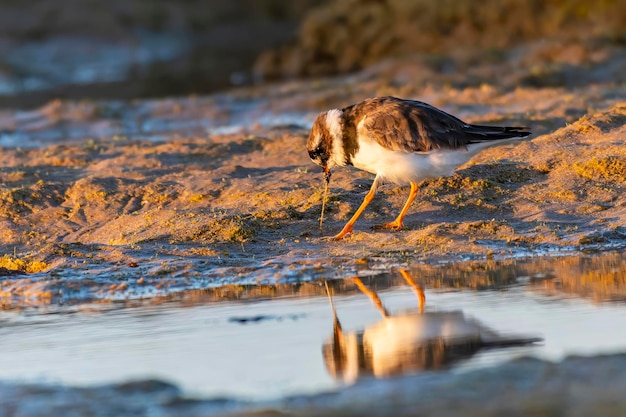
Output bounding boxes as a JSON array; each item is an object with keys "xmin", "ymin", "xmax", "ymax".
[{"xmin": 0, "ymin": 0, "xmax": 624, "ymax": 107}]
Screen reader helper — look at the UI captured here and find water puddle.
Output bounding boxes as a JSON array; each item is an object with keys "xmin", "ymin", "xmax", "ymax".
[
  {"xmin": 1, "ymin": 33, "xmax": 192, "ymax": 96},
  {"xmin": 1, "ymin": 252, "xmax": 625, "ymax": 401}
]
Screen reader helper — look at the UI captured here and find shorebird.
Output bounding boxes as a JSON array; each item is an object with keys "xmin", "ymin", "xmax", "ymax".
[{"xmin": 307, "ymin": 96, "xmax": 531, "ymax": 239}]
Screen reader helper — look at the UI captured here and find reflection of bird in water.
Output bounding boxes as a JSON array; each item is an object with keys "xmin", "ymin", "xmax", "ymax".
[{"xmin": 323, "ymin": 270, "xmax": 541, "ymax": 383}]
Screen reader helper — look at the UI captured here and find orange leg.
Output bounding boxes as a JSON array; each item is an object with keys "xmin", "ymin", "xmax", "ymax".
[
  {"xmin": 352, "ymin": 277, "xmax": 389, "ymax": 318},
  {"xmin": 398, "ymin": 269, "xmax": 425, "ymax": 314},
  {"xmin": 374, "ymin": 181, "xmax": 419, "ymax": 231},
  {"xmin": 333, "ymin": 176, "xmax": 382, "ymax": 240}
]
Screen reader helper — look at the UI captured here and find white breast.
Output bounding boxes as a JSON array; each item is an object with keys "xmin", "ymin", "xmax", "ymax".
[{"xmin": 351, "ymin": 139, "xmax": 473, "ymax": 185}]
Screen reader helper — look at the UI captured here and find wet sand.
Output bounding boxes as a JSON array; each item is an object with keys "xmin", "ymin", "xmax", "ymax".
[
  {"xmin": 1, "ymin": 39, "xmax": 625, "ymax": 306},
  {"xmin": 4, "ymin": 354, "xmax": 626, "ymax": 417}
]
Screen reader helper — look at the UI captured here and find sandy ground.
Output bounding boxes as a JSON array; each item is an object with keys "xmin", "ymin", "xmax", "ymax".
[{"xmin": 0, "ymin": 37, "xmax": 625, "ymax": 307}]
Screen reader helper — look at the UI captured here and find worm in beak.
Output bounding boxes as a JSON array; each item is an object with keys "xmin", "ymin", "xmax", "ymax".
[{"xmin": 320, "ymin": 168, "xmax": 332, "ymax": 230}]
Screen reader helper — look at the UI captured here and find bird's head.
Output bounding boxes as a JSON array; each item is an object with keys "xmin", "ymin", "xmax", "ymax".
[
  {"xmin": 307, "ymin": 112, "xmax": 332, "ymax": 175},
  {"xmin": 307, "ymin": 109, "xmax": 344, "ymax": 180}
]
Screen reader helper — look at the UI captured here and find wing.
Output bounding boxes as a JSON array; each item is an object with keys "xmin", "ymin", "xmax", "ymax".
[
  {"xmin": 360, "ymin": 97, "xmax": 474, "ymax": 152},
  {"xmin": 359, "ymin": 97, "xmax": 529, "ymax": 153}
]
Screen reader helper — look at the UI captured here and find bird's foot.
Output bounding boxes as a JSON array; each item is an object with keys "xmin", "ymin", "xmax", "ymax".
[
  {"xmin": 373, "ymin": 220, "xmax": 404, "ymax": 231},
  {"xmin": 333, "ymin": 225, "xmax": 354, "ymax": 240}
]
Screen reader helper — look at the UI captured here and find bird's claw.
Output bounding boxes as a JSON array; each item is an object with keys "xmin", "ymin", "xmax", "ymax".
[
  {"xmin": 373, "ymin": 221, "xmax": 403, "ymax": 231},
  {"xmin": 332, "ymin": 227, "xmax": 353, "ymax": 240}
]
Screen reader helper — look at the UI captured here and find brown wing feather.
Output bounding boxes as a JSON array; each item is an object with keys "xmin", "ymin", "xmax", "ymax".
[{"xmin": 361, "ymin": 97, "xmax": 473, "ymax": 153}]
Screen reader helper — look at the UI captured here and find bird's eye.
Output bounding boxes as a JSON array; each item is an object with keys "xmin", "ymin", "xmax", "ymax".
[{"xmin": 309, "ymin": 147, "xmax": 323, "ymax": 159}]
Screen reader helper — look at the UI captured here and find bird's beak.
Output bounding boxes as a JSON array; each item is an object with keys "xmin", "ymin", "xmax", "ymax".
[{"xmin": 323, "ymin": 166, "xmax": 332, "ymax": 184}]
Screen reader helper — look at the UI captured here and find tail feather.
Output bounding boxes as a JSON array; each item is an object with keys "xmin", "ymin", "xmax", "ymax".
[
  {"xmin": 465, "ymin": 124, "xmax": 531, "ymax": 142},
  {"xmin": 481, "ymin": 336, "xmax": 543, "ymax": 348}
]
